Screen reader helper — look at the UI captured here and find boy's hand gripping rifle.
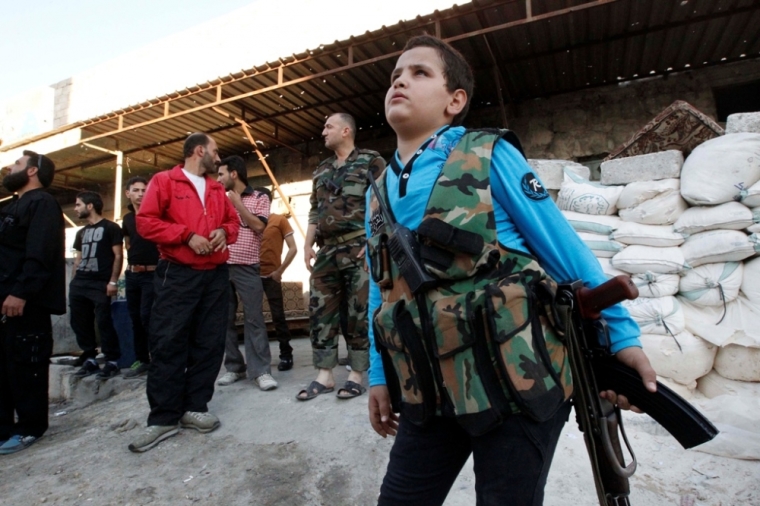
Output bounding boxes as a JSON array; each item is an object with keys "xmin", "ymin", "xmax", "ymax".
[{"xmin": 556, "ymin": 275, "xmax": 718, "ymax": 506}]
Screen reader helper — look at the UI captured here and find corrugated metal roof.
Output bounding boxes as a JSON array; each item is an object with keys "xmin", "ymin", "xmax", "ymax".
[{"xmin": 5, "ymin": 0, "xmax": 759, "ymax": 192}]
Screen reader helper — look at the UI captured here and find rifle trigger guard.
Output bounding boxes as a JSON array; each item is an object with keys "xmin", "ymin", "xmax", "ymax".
[{"xmin": 599, "ymin": 406, "xmax": 637, "ymax": 478}]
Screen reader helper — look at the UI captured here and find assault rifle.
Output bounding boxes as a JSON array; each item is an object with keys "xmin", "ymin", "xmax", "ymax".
[
  {"xmin": 368, "ymin": 173, "xmax": 437, "ymax": 295},
  {"xmin": 556, "ymin": 275, "xmax": 718, "ymax": 506}
]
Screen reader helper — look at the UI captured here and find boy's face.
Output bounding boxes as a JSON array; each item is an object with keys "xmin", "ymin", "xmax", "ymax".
[{"xmin": 385, "ymin": 46, "xmax": 455, "ymax": 133}]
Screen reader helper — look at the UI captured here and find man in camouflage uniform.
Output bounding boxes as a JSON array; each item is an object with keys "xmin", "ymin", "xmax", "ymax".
[{"xmin": 297, "ymin": 113, "xmax": 385, "ymax": 401}]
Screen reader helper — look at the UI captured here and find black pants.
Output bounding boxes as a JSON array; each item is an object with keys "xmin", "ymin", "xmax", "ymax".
[
  {"xmin": 261, "ymin": 277, "xmax": 292, "ymax": 359},
  {"xmin": 0, "ymin": 304, "xmax": 53, "ymax": 439},
  {"xmin": 125, "ymin": 270, "xmax": 155, "ymax": 364},
  {"xmin": 146, "ymin": 260, "xmax": 229, "ymax": 426},
  {"xmin": 378, "ymin": 402, "xmax": 572, "ymax": 506},
  {"xmin": 69, "ymin": 279, "xmax": 120, "ymax": 361}
]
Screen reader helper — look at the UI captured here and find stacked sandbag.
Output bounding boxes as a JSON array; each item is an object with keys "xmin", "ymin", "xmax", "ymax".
[
  {"xmin": 680, "ymin": 133, "xmax": 760, "ymax": 206},
  {"xmin": 671, "ymin": 132, "xmax": 760, "ymax": 408},
  {"xmin": 528, "ymin": 159, "xmax": 590, "ymax": 202},
  {"xmin": 597, "ymin": 150, "xmax": 718, "ymax": 389}
]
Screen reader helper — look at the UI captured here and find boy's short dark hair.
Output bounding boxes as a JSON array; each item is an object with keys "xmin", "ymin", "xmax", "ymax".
[
  {"xmin": 125, "ymin": 176, "xmax": 148, "ymax": 190},
  {"xmin": 77, "ymin": 191, "xmax": 104, "ymax": 215},
  {"xmin": 183, "ymin": 132, "xmax": 210, "ymax": 159},
  {"xmin": 403, "ymin": 35, "xmax": 474, "ymax": 126},
  {"xmin": 219, "ymin": 155, "xmax": 247, "ymax": 183},
  {"xmin": 23, "ymin": 150, "xmax": 55, "ymax": 188}
]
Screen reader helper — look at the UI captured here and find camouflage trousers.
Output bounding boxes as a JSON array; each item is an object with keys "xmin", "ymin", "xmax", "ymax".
[{"xmin": 309, "ymin": 239, "xmax": 369, "ymax": 371}]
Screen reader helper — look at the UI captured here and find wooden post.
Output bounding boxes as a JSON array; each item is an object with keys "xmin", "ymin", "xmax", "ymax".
[{"xmin": 239, "ymin": 123, "xmax": 306, "ymax": 240}]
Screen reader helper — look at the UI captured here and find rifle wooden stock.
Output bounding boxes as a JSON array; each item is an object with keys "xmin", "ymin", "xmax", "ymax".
[{"xmin": 559, "ymin": 275, "xmax": 718, "ymax": 505}]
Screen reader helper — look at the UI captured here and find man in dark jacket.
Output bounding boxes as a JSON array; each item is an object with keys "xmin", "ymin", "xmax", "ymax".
[
  {"xmin": 129, "ymin": 132, "xmax": 239, "ymax": 453},
  {"xmin": 0, "ymin": 150, "xmax": 65, "ymax": 455}
]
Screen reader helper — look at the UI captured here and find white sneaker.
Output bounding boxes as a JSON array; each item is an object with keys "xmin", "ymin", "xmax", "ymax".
[
  {"xmin": 255, "ymin": 373, "xmax": 278, "ymax": 391},
  {"xmin": 217, "ymin": 371, "xmax": 246, "ymax": 386},
  {"xmin": 180, "ymin": 411, "xmax": 220, "ymax": 433}
]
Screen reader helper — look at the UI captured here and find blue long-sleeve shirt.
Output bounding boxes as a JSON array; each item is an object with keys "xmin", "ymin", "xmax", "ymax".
[{"xmin": 366, "ymin": 126, "xmax": 641, "ymax": 387}]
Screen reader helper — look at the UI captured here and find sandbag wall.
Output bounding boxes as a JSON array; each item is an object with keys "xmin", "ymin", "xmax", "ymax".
[{"xmin": 542, "ymin": 124, "xmax": 760, "ymax": 408}]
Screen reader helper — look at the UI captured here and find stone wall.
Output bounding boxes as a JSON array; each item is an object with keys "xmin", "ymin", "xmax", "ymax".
[{"xmin": 500, "ymin": 59, "xmax": 760, "ymax": 160}]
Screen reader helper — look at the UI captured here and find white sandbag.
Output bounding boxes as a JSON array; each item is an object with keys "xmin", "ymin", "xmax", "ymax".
[
  {"xmin": 610, "ymin": 222, "xmax": 686, "ymax": 247},
  {"xmin": 630, "ymin": 272, "xmax": 680, "ymax": 298},
  {"xmin": 692, "ymin": 395, "xmax": 760, "ymax": 460},
  {"xmin": 618, "ymin": 190, "xmax": 688, "ymax": 225},
  {"xmin": 741, "ymin": 257, "xmax": 760, "ymax": 304},
  {"xmin": 738, "ymin": 179, "xmax": 760, "ymax": 207},
  {"xmin": 597, "ymin": 258, "xmax": 627, "ymax": 279},
  {"xmin": 611, "ymin": 245, "xmax": 689, "ymax": 274},
  {"xmin": 639, "ymin": 330, "xmax": 716, "ymax": 385},
  {"xmin": 714, "ymin": 344, "xmax": 760, "ymax": 382},
  {"xmin": 678, "ymin": 262, "xmax": 743, "ymax": 307},
  {"xmin": 561, "ymin": 210, "xmax": 622, "ymax": 235},
  {"xmin": 617, "ymin": 178, "xmax": 680, "ymax": 210},
  {"xmin": 556, "ymin": 169, "xmax": 623, "ymax": 216},
  {"xmin": 673, "ymin": 202, "xmax": 755, "ymax": 235},
  {"xmin": 679, "ymin": 296, "xmax": 760, "ymax": 347},
  {"xmin": 697, "ymin": 369, "xmax": 760, "ymax": 399},
  {"xmin": 657, "ymin": 375, "xmax": 696, "ymax": 401},
  {"xmin": 577, "ymin": 232, "xmax": 625, "ymax": 258},
  {"xmin": 622, "ymin": 296, "xmax": 685, "ymax": 336},
  {"xmin": 680, "ymin": 230, "xmax": 758, "ymax": 267},
  {"xmin": 681, "ymin": 133, "xmax": 760, "ymax": 206}
]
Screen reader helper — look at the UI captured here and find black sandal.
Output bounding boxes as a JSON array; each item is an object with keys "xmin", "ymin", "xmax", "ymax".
[
  {"xmin": 296, "ymin": 381, "xmax": 334, "ymax": 401},
  {"xmin": 336, "ymin": 380, "xmax": 366, "ymax": 399}
]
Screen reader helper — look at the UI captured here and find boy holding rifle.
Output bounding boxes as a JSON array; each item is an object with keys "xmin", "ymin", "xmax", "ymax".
[{"xmin": 365, "ymin": 35, "xmax": 657, "ymax": 505}]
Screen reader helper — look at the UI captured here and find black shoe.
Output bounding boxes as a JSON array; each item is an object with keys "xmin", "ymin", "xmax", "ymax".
[
  {"xmin": 277, "ymin": 357, "xmax": 293, "ymax": 371},
  {"xmin": 74, "ymin": 359, "xmax": 100, "ymax": 377},
  {"xmin": 96, "ymin": 361, "xmax": 120, "ymax": 380}
]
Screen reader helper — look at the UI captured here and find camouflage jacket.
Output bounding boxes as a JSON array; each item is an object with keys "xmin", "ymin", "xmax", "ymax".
[
  {"xmin": 308, "ymin": 148, "xmax": 385, "ymax": 240},
  {"xmin": 367, "ymin": 130, "xmax": 573, "ymax": 436}
]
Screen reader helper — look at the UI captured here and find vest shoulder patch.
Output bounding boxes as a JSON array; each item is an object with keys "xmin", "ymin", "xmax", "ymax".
[{"xmin": 521, "ymin": 173, "xmax": 549, "ymax": 201}]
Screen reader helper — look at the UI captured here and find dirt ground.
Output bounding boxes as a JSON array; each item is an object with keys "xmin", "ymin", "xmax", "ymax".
[{"xmin": 1, "ymin": 337, "xmax": 758, "ymax": 506}]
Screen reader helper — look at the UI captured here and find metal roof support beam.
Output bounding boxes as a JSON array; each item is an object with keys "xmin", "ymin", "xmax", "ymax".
[
  {"xmin": 82, "ymin": 142, "xmax": 124, "ymax": 220},
  {"xmin": 238, "ymin": 123, "xmax": 306, "ymax": 240},
  {"xmin": 211, "ymin": 107, "xmax": 305, "ymax": 155},
  {"xmin": 75, "ymin": 0, "xmax": 620, "ymax": 148}
]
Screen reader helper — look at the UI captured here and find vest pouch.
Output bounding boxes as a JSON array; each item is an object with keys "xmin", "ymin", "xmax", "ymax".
[
  {"xmin": 417, "ymin": 218, "xmax": 499, "ymax": 281},
  {"xmin": 429, "ymin": 291, "xmax": 507, "ymax": 435},
  {"xmin": 367, "ymin": 233, "xmax": 392, "ymax": 289},
  {"xmin": 373, "ymin": 299, "xmax": 436, "ymax": 425},
  {"xmin": 484, "ymin": 278, "xmax": 570, "ymax": 422}
]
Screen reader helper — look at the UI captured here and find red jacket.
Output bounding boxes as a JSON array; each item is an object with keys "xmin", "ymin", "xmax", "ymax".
[{"xmin": 137, "ymin": 165, "xmax": 239, "ymax": 269}]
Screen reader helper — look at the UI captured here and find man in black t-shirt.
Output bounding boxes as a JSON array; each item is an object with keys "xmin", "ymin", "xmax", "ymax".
[
  {"xmin": 121, "ymin": 176, "xmax": 159, "ymax": 378},
  {"xmin": 0, "ymin": 150, "xmax": 65, "ymax": 455},
  {"xmin": 70, "ymin": 191, "xmax": 123, "ymax": 380}
]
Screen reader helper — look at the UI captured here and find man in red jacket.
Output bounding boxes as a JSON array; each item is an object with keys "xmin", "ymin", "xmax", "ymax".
[{"xmin": 128, "ymin": 132, "xmax": 239, "ymax": 453}]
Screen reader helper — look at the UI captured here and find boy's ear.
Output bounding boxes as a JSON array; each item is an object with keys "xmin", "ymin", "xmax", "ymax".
[{"xmin": 445, "ymin": 89, "xmax": 468, "ymax": 119}]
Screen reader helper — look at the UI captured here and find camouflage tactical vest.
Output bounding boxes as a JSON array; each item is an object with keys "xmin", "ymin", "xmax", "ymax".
[{"xmin": 367, "ymin": 130, "xmax": 573, "ymax": 436}]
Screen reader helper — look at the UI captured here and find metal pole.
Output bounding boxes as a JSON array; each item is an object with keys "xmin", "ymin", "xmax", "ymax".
[{"xmin": 114, "ymin": 151, "xmax": 123, "ymax": 221}]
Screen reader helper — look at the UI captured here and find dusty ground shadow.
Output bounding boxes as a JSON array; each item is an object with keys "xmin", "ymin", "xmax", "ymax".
[{"xmin": 0, "ymin": 338, "xmax": 757, "ymax": 505}]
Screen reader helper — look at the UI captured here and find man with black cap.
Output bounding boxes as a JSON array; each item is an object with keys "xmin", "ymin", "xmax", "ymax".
[{"xmin": 0, "ymin": 151, "xmax": 65, "ymax": 455}]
